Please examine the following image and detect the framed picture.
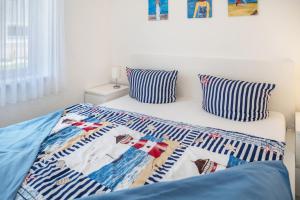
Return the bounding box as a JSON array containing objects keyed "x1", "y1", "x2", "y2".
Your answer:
[
  {"x1": 148, "y1": 0, "x2": 169, "y2": 21},
  {"x1": 188, "y1": 0, "x2": 212, "y2": 19},
  {"x1": 228, "y1": 0, "x2": 258, "y2": 16}
]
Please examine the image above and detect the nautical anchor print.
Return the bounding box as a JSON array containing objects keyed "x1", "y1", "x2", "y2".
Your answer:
[
  {"x1": 147, "y1": 124, "x2": 157, "y2": 133},
  {"x1": 224, "y1": 144, "x2": 236, "y2": 153},
  {"x1": 126, "y1": 120, "x2": 134, "y2": 126},
  {"x1": 261, "y1": 144, "x2": 272, "y2": 153},
  {"x1": 201, "y1": 77, "x2": 209, "y2": 85},
  {"x1": 162, "y1": 134, "x2": 170, "y2": 140},
  {"x1": 56, "y1": 177, "x2": 71, "y2": 186},
  {"x1": 25, "y1": 173, "x2": 35, "y2": 184},
  {"x1": 140, "y1": 116, "x2": 150, "y2": 122},
  {"x1": 195, "y1": 137, "x2": 204, "y2": 144},
  {"x1": 209, "y1": 133, "x2": 221, "y2": 140},
  {"x1": 56, "y1": 160, "x2": 66, "y2": 169}
]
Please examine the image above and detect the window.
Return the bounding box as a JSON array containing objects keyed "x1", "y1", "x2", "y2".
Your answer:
[
  {"x1": 4, "y1": 0, "x2": 28, "y2": 72},
  {"x1": 0, "y1": 0, "x2": 64, "y2": 106}
]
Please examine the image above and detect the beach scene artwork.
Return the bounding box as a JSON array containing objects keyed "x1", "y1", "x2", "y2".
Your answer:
[
  {"x1": 228, "y1": 0, "x2": 258, "y2": 16},
  {"x1": 188, "y1": 0, "x2": 212, "y2": 19},
  {"x1": 148, "y1": 0, "x2": 168, "y2": 21}
]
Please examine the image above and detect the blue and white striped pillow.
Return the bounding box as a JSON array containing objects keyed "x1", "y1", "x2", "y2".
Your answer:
[
  {"x1": 127, "y1": 68, "x2": 178, "y2": 104},
  {"x1": 199, "y1": 75, "x2": 276, "y2": 122}
]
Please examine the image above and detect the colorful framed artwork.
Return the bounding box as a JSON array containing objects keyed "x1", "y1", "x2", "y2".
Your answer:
[
  {"x1": 187, "y1": 0, "x2": 212, "y2": 19},
  {"x1": 228, "y1": 0, "x2": 258, "y2": 16},
  {"x1": 148, "y1": 0, "x2": 169, "y2": 21}
]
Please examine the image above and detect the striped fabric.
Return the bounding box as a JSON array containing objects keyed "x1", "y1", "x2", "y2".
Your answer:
[
  {"x1": 16, "y1": 104, "x2": 285, "y2": 199},
  {"x1": 199, "y1": 75, "x2": 276, "y2": 122},
  {"x1": 126, "y1": 68, "x2": 178, "y2": 104}
]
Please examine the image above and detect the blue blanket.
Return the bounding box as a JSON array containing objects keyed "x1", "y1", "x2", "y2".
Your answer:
[
  {"x1": 1, "y1": 104, "x2": 290, "y2": 200},
  {"x1": 80, "y1": 161, "x2": 292, "y2": 200},
  {"x1": 0, "y1": 111, "x2": 62, "y2": 200}
]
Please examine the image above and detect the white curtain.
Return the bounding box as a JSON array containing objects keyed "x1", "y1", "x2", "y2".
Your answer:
[{"x1": 0, "y1": 0, "x2": 64, "y2": 106}]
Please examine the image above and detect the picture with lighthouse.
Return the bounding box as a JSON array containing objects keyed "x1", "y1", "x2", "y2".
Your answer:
[{"x1": 148, "y1": 0, "x2": 169, "y2": 21}]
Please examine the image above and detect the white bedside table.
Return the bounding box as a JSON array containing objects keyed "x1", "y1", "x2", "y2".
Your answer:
[{"x1": 84, "y1": 84, "x2": 129, "y2": 105}]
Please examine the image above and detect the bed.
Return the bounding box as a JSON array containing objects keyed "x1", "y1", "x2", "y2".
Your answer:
[
  {"x1": 0, "y1": 56, "x2": 296, "y2": 200},
  {"x1": 124, "y1": 54, "x2": 296, "y2": 197},
  {"x1": 104, "y1": 95, "x2": 295, "y2": 193}
]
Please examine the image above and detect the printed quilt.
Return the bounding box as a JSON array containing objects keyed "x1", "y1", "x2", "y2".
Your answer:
[{"x1": 16, "y1": 104, "x2": 286, "y2": 200}]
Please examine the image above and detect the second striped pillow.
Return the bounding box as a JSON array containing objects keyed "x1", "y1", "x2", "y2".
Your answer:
[{"x1": 199, "y1": 75, "x2": 276, "y2": 122}]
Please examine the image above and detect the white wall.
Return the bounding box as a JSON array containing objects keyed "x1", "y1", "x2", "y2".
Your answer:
[
  {"x1": 0, "y1": 0, "x2": 112, "y2": 127},
  {"x1": 110, "y1": 0, "x2": 300, "y2": 108},
  {"x1": 2, "y1": 0, "x2": 300, "y2": 125}
]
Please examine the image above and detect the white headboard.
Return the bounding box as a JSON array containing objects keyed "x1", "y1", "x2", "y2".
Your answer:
[{"x1": 119, "y1": 54, "x2": 296, "y2": 128}]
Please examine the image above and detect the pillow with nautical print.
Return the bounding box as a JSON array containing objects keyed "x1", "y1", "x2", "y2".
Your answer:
[
  {"x1": 126, "y1": 68, "x2": 178, "y2": 104},
  {"x1": 198, "y1": 74, "x2": 276, "y2": 122}
]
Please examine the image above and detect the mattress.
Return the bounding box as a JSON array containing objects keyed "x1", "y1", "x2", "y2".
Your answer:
[{"x1": 102, "y1": 95, "x2": 286, "y2": 142}]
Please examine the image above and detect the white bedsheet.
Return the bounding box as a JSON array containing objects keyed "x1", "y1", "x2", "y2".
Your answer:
[{"x1": 102, "y1": 95, "x2": 286, "y2": 142}]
